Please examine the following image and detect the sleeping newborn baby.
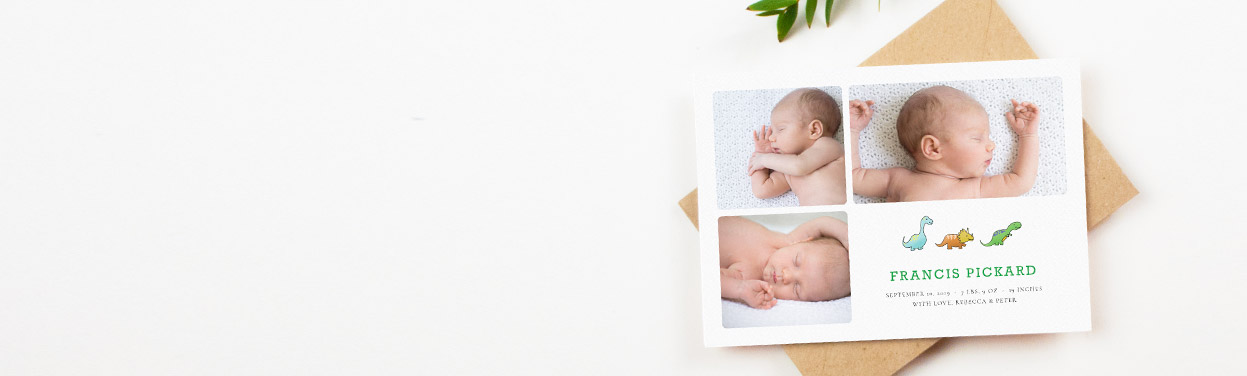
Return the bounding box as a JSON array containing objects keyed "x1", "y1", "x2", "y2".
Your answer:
[
  {"x1": 849, "y1": 85, "x2": 1041, "y2": 202},
  {"x1": 747, "y1": 88, "x2": 847, "y2": 205},
  {"x1": 718, "y1": 216, "x2": 850, "y2": 309}
]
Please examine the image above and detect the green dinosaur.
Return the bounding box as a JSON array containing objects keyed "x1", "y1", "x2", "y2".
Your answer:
[{"x1": 980, "y1": 222, "x2": 1022, "y2": 247}]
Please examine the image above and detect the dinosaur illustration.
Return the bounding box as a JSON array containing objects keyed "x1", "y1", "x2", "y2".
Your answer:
[
  {"x1": 902, "y1": 216, "x2": 933, "y2": 251},
  {"x1": 981, "y1": 222, "x2": 1022, "y2": 247},
  {"x1": 935, "y1": 228, "x2": 974, "y2": 249}
]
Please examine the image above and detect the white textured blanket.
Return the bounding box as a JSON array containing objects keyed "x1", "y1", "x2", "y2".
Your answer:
[{"x1": 721, "y1": 296, "x2": 852, "y2": 328}]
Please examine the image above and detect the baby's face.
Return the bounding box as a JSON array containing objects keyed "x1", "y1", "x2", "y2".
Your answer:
[
  {"x1": 761, "y1": 240, "x2": 842, "y2": 301},
  {"x1": 936, "y1": 107, "x2": 995, "y2": 178},
  {"x1": 768, "y1": 101, "x2": 816, "y2": 155}
]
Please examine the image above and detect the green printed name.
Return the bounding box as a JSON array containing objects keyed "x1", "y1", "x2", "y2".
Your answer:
[{"x1": 890, "y1": 266, "x2": 1036, "y2": 281}]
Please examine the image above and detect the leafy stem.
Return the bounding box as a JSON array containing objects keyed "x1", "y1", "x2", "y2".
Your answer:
[{"x1": 746, "y1": 0, "x2": 880, "y2": 42}]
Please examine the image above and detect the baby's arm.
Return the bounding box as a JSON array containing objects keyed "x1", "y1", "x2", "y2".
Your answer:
[
  {"x1": 750, "y1": 168, "x2": 791, "y2": 199},
  {"x1": 980, "y1": 100, "x2": 1040, "y2": 198},
  {"x1": 848, "y1": 100, "x2": 902, "y2": 198},
  {"x1": 747, "y1": 138, "x2": 842, "y2": 177},
  {"x1": 721, "y1": 267, "x2": 776, "y2": 309},
  {"x1": 748, "y1": 125, "x2": 792, "y2": 199},
  {"x1": 786, "y1": 216, "x2": 850, "y2": 249}
]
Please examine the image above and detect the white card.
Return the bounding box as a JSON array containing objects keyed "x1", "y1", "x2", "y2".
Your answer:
[{"x1": 695, "y1": 59, "x2": 1089, "y2": 347}]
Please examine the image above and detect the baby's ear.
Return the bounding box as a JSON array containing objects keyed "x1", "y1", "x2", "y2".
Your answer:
[
  {"x1": 807, "y1": 119, "x2": 824, "y2": 139},
  {"x1": 920, "y1": 135, "x2": 942, "y2": 160}
]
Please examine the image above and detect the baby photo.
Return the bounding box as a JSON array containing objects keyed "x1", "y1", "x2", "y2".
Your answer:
[
  {"x1": 712, "y1": 87, "x2": 848, "y2": 209},
  {"x1": 849, "y1": 77, "x2": 1067, "y2": 204},
  {"x1": 718, "y1": 212, "x2": 850, "y2": 328}
]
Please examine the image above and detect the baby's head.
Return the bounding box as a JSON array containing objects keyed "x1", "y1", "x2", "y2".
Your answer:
[
  {"x1": 896, "y1": 85, "x2": 996, "y2": 178},
  {"x1": 768, "y1": 88, "x2": 841, "y2": 155},
  {"x1": 762, "y1": 237, "x2": 850, "y2": 302}
]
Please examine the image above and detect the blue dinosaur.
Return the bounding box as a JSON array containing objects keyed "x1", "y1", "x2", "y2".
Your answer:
[{"x1": 902, "y1": 216, "x2": 933, "y2": 251}]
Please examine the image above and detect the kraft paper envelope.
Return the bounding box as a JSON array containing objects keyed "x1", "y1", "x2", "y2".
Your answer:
[{"x1": 680, "y1": 0, "x2": 1138, "y2": 374}]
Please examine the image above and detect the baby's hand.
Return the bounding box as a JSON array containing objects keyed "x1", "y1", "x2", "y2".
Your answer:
[
  {"x1": 747, "y1": 152, "x2": 771, "y2": 175},
  {"x1": 849, "y1": 99, "x2": 875, "y2": 133},
  {"x1": 1006, "y1": 99, "x2": 1040, "y2": 137},
  {"x1": 752, "y1": 124, "x2": 774, "y2": 153},
  {"x1": 743, "y1": 152, "x2": 763, "y2": 174},
  {"x1": 738, "y1": 279, "x2": 777, "y2": 310}
]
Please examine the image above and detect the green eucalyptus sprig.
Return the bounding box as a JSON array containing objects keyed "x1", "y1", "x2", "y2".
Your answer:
[
  {"x1": 747, "y1": 0, "x2": 880, "y2": 42},
  {"x1": 746, "y1": 0, "x2": 833, "y2": 42}
]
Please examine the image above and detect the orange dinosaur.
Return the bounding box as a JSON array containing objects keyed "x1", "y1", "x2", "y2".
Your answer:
[{"x1": 934, "y1": 228, "x2": 974, "y2": 250}]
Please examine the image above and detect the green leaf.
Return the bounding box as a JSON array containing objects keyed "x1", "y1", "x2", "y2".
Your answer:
[
  {"x1": 825, "y1": 0, "x2": 834, "y2": 27},
  {"x1": 804, "y1": 0, "x2": 816, "y2": 28},
  {"x1": 746, "y1": 0, "x2": 797, "y2": 12},
  {"x1": 777, "y1": 4, "x2": 798, "y2": 42},
  {"x1": 756, "y1": 9, "x2": 784, "y2": 16}
]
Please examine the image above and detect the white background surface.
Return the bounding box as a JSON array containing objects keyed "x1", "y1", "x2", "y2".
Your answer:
[{"x1": 0, "y1": 0, "x2": 1243, "y2": 374}]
